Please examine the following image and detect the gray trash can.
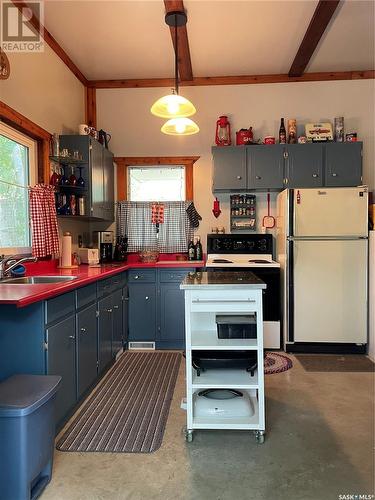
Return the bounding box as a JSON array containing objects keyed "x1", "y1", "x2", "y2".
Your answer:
[{"x1": 0, "y1": 374, "x2": 61, "y2": 500}]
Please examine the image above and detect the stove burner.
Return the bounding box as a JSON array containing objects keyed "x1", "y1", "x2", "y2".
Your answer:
[
  {"x1": 248, "y1": 259, "x2": 270, "y2": 264},
  {"x1": 212, "y1": 258, "x2": 234, "y2": 264}
]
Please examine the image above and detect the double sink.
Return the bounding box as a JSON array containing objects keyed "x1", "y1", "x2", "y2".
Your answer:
[{"x1": 0, "y1": 276, "x2": 77, "y2": 284}]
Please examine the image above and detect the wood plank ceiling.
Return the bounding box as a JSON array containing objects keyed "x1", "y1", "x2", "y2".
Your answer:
[{"x1": 10, "y1": 0, "x2": 375, "y2": 89}]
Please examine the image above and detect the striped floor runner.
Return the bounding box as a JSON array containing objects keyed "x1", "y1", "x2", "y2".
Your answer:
[{"x1": 56, "y1": 351, "x2": 181, "y2": 453}]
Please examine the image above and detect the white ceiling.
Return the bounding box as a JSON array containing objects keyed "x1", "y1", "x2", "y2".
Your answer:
[{"x1": 44, "y1": 0, "x2": 375, "y2": 81}]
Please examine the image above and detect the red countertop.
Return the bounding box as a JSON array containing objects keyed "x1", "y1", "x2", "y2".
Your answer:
[{"x1": 0, "y1": 255, "x2": 205, "y2": 308}]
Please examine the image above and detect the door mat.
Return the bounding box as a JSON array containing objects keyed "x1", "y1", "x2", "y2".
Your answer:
[
  {"x1": 56, "y1": 351, "x2": 181, "y2": 453},
  {"x1": 264, "y1": 352, "x2": 293, "y2": 374},
  {"x1": 296, "y1": 354, "x2": 374, "y2": 372}
]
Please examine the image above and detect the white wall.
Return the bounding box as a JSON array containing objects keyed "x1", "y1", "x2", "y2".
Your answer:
[
  {"x1": 1, "y1": 45, "x2": 85, "y2": 134},
  {"x1": 97, "y1": 79, "x2": 375, "y2": 250}
]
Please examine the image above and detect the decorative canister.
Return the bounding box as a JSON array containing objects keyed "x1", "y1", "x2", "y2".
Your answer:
[
  {"x1": 334, "y1": 117, "x2": 344, "y2": 142},
  {"x1": 287, "y1": 119, "x2": 297, "y2": 144}
]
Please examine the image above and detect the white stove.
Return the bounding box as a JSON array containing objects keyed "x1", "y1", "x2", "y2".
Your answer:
[
  {"x1": 206, "y1": 254, "x2": 280, "y2": 268},
  {"x1": 206, "y1": 234, "x2": 281, "y2": 349}
]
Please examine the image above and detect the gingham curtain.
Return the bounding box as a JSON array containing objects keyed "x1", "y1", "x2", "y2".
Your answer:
[
  {"x1": 117, "y1": 201, "x2": 194, "y2": 253},
  {"x1": 29, "y1": 184, "x2": 60, "y2": 257}
]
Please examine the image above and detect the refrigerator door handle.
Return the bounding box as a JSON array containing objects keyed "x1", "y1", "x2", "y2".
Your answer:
[{"x1": 287, "y1": 236, "x2": 368, "y2": 241}]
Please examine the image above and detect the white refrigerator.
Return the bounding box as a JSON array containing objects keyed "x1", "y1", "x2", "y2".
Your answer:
[{"x1": 276, "y1": 187, "x2": 368, "y2": 352}]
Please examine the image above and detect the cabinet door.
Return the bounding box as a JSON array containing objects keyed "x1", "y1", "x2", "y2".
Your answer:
[
  {"x1": 77, "y1": 303, "x2": 98, "y2": 398},
  {"x1": 159, "y1": 283, "x2": 185, "y2": 347},
  {"x1": 324, "y1": 142, "x2": 362, "y2": 187},
  {"x1": 98, "y1": 295, "x2": 113, "y2": 373},
  {"x1": 212, "y1": 147, "x2": 246, "y2": 191},
  {"x1": 247, "y1": 145, "x2": 284, "y2": 189},
  {"x1": 90, "y1": 139, "x2": 104, "y2": 219},
  {"x1": 122, "y1": 285, "x2": 129, "y2": 346},
  {"x1": 103, "y1": 148, "x2": 114, "y2": 221},
  {"x1": 128, "y1": 284, "x2": 157, "y2": 341},
  {"x1": 285, "y1": 144, "x2": 323, "y2": 188},
  {"x1": 112, "y1": 288, "x2": 123, "y2": 357},
  {"x1": 46, "y1": 316, "x2": 76, "y2": 424}
]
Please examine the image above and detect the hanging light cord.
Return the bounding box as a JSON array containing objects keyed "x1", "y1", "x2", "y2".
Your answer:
[{"x1": 174, "y1": 14, "x2": 179, "y2": 95}]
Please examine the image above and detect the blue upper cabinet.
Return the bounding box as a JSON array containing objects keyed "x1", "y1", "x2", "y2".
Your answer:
[
  {"x1": 212, "y1": 146, "x2": 247, "y2": 191},
  {"x1": 324, "y1": 142, "x2": 362, "y2": 187},
  {"x1": 285, "y1": 144, "x2": 324, "y2": 188},
  {"x1": 212, "y1": 142, "x2": 363, "y2": 191},
  {"x1": 59, "y1": 135, "x2": 114, "y2": 221},
  {"x1": 248, "y1": 145, "x2": 284, "y2": 190}
]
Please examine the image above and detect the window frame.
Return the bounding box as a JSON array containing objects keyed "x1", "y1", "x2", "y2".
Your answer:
[
  {"x1": 0, "y1": 122, "x2": 37, "y2": 255},
  {"x1": 115, "y1": 156, "x2": 199, "y2": 202}
]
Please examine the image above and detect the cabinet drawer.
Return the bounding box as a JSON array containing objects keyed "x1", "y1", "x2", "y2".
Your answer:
[
  {"x1": 97, "y1": 278, "x2": 113, "y2": 297},
  {"x1": 159, "y1": 269, "x2": 191, "y2": 283},
  {"x1": 76, "y1": 283, "x2": 97, "y2": 309},
  {"x1": 190, "y1": 291, "x2": 260, "y2": 313},
  {"x1": 46, "y1": 292, "x2": 75, "y2": 325},
  {"x1": 128, "y1": 269, "x2": 156, "y2": 283}
]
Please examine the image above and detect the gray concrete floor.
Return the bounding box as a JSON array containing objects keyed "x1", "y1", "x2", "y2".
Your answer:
[{"x1": 42, "y1": 354, "x2": 374, "y2": 500}]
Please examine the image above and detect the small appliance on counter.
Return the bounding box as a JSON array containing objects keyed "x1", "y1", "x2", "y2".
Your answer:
[
  {"x1": 194, "y1": 389, "x2": 255, "y2": 419},
  {"x1": 93, "y1": 231, "x2": 113, "y2": 263},
  {"x1": 78, "y1": 248, "x2": 99, "y2": 265}
]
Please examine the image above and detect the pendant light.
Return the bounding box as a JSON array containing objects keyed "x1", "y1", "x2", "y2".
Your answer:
[
  {"x1": 161, "y1": 117, "x2": 199, "y2": 136},
  {"x1": 151, "y1": 11, "x2": 199, "y2": 135}
]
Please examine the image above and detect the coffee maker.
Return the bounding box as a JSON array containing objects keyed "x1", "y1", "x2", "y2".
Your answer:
[{"x1": 93, "y1": 231, "x2": 113, "y2": 263}]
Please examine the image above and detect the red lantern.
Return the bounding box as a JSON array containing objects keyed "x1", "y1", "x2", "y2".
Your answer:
[{"x1": 215, "y1": 116, "x2": 231, "y2": 146}]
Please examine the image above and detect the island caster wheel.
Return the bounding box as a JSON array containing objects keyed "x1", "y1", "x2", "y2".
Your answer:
[
  {"x1": 254, "y1": 431, "x2": 265, "y2": 444},
  {"x1": 184, "y1": 429, "x2": 194, "y2": 442}
]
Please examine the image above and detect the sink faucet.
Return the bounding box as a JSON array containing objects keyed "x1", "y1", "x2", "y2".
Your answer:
[{"x1": 0, "y1": 256, "x2": 38, "y2": 280}]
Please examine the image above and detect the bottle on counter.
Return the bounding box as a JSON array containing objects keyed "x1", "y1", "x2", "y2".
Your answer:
[
  {"x1": 188, "y1": 239, "x2": 195, "y2": 261},
  {"x1": 195, "y1": 236, "x2": 203, "y2": 261},
  {"x1": 279, "y1": 118, "x2": 286, "y2": 144}
]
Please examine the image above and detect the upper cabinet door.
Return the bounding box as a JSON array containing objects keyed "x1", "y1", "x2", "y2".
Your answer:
[
  {"x1": 324, "y1": 142, "x2": 363, "y2": 187},
  {"x1": 247, "y1": 145, "x2": 284, "y2": 189},
  {"x1": 285, "y1": 144, "x2": 323, "y2": 188},
  {"x1": 102, "y1": 148, "x2": 114, "y2": 221},
  {"x1": 212, "y1": 146, "x2": 246, "y2": 191},
  {"x1": 90, "y1": 139, "x2": 105, "y2": 219}
]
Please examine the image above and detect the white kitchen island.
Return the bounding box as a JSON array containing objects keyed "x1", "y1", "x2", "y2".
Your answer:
[{"x1": 180, "y1": 271, "x2": 266, "y2": 443}]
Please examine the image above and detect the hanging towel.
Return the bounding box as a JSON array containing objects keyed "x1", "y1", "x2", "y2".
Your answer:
[
  {"x1": 186, "y1": 202, "x2": 202, "y2": 228},
  {"x1": 29, "y1": 184, "x2": 60, "y2": 257}
]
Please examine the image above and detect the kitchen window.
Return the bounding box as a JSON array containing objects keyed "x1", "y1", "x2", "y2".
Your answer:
[
  {"x1": 128, "y1": 165, "x2": 185, "y2": 201},
  {"x1": 115, "y1": 156, "x2": 199, "y2": 202},
  {"x1": 0, "y1": 122, "x2": 37, "y2": 255}
]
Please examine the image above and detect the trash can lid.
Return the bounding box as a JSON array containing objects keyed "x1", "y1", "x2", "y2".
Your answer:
[{"x1": 0, "y1": 375, "x2": 61, "y2": 417}]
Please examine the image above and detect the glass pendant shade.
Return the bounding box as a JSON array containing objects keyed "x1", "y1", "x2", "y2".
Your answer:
[
  {"x1": 151, "y1": 93, "x2": 196, "y2": 118},
  {"x1": 161, "y1": 117, "x2": 199, "y2": 136}
]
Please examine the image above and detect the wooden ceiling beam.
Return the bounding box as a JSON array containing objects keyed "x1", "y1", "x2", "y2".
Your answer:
[
  {"x1": 288, "y1": 0, "x2": 341, "y2": 77},
  {"x1": 11, "y1": 1, "x2": 88, "y2": 86},
  {"x1": 164, "y1": 0, "x2": 193, "y2": 82},
  {"x1": 88, "y1": 70, "x2": 375, "y2": 89}
]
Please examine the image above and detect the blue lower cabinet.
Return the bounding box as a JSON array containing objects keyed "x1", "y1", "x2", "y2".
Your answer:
[
  {"x1": 128, "y1": 283, "x2": 157, "y2": 341},
  {"x1": 98, "y1": 295, "x2": 113, "y2": 373},
  {"x1": 122, "y1": 286, "x2": 129, "y2": 348},
  {"x1": 77, "y1": 303, "x2": 98, "y2": 398},
  {"x1": 158, "y1": 283, "x2": 185, "y2": 349},
  {"x1": 128, "y1": 268, "x2": 191, "y2": 349},
  {"x1": 46, "y1": 316, "x2": 77, "y2": 425},
  {"x1": 112, "y1": 288, "x2": 123, "y2": 357}
]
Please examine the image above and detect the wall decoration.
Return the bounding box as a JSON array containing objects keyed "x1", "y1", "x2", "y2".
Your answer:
[{"x1": 0, "y1": 49, "x2": 10, "y2": 80}]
